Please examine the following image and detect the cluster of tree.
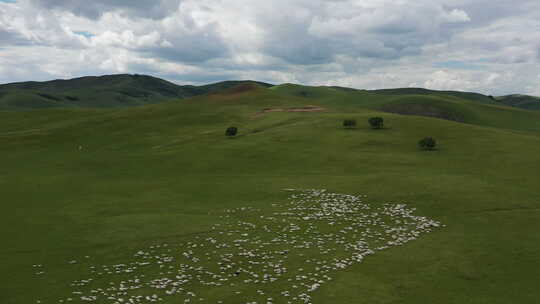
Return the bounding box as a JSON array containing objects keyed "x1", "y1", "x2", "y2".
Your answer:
[
  {"x1": 342, "y1": 117, "x2": 383, "y2": 129},
  {"x1": 342, "y1": 117, "x2": 437, "y2": 150},
  {"x1": 343, "y1": 119, "x2": 357, "y2": 129},
  {"x1": 368, "y1": 117, "x2": 384, "y2": 129},
  {"x1": 225, "y1": 127, "x2": 238, "y2": 137},
  {"x1": 225, "y1": 117, "x2": 437, "y2": 150},
  {"x1": 418, "y1": 137, "x2": 437, "y2": 150}
]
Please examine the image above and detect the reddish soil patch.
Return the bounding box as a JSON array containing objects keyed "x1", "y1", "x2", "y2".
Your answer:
[
  {"x1": 255, "y1": 105, "x2": 325, "y2": 117},
  {"x1": 216, "y1": 83, "x2": 261, "y2": 95}
]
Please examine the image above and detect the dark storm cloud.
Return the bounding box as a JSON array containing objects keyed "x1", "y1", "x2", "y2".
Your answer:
[{"x1": 30, "y1": 0, "x2": 181, "y2": 19}]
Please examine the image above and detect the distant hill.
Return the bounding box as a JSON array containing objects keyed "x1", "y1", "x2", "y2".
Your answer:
[
  {"x1": 0, "y1": 74, "x2": 273, "y2": 110},
  {"x1": 2, "y1": 74, "x2": 540, "y2": 111},
  {"x1": 370, "y1": 88, "x2": 540, "y2": 111},
  {"x1": 495, "y1": 94, "x2": 540, "y2": 110},
  {"x1": 369, "y1": 87, "x2": 497, "y2": 104}
]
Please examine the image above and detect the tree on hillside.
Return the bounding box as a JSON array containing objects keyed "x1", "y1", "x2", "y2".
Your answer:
[
  {"x1": 418, "y1": 137, "x2": 437, "y2": 150},
  {"x1": 368, "y1": 117, "x2": 384, "y2": 129},
  {"x1": 343, "y1": 119, "x2": 357, "y2": 129},
  {"x1": 225, "y1": 127, "x2": 238, "y2": 137}
]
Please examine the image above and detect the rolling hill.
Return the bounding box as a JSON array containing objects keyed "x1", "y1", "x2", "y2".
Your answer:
[
  {"x1": 0, "y1": 74, "x2": 273, "y2": 110},
  {"x1": 1, "y1": 81, "x2": 540, "y2": 303},
  {"x1": 369, "y1": 87, "x2": 497, "y2": 104},
  {"x1": 268, "y1": 83, "x2": 540, "y2": 133},
  {"x1": 495, "y1": 94, "x2": 540, "y2": 110},
  {"x1": 2, "y1": 74, "x2": 540, "y2": 112}
]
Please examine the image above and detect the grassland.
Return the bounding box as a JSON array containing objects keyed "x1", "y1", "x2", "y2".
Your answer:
[
  {"x1": 0, "y1": 74, "x2": 273, "y2": 110},
  {"x1": 2, "y1": 74, "x2": 539, "y2": 112},
  {"x1": 1, "y1": 85, "x2": 540, "y2": 303},
  {"x1": 495, "y1": 94, "x2": 540, "y2": 110}
]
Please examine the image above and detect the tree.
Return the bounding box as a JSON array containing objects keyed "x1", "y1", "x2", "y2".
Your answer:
[
  {"x1": 418, "y1": 137, "x2": 437, "y2": 150},
  {"x1": 368, "y1": 117, "x2": 384, "y2": 129},
  {"x1": 343, "y1": 119, "x2": 357, "y2": 129},
  {"x1": 225, "y1": 127, "x2": 238, "y2": 137}
]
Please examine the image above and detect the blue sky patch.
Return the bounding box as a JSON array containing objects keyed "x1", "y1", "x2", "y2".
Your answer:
[
  {"x1": 74, "y1": 31, "x2": 95, "y2": 38},
  {"x1": 434, "y1": 60, "x2": 483, "y2": 70}
]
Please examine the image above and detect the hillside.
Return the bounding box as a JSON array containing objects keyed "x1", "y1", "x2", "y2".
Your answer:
[
  {"x1": 2, "y1": 74, "x2": 540, "y2": 112},
  {"x1": 1, "y1": 85, "x2": 540, "y2": 304},
  {"x1": 495, "y1": 94, "x2": 540, "y2": 110},
  {"x1": 269, "y1": 83, "x2": 540, "y2": 133},
  {"x1": 0, "y1": 74, "x2": 273, "y2": 110},
  {"x1": 369, "y1": 87, "x2": 497, "y2": 104},
  {"x1": 369, "y1": 88, "x2": 540, "y2": 111}
]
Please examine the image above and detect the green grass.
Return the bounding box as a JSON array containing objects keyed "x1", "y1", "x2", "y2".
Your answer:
[
  {"x1": 0, "y1": 74, "x2": 274, "y2": 110},
  {"x1": 496, "y1": 94, "x2": 540, "y2": 110},
  {"x1": 1, "y1": 86, "x2": 540, "y2": 303},
  {"x1": 270, "y1": 84, "x2": 540, "y2": 133},
  {"x1": 3, "y1": 73, "x2": 539, "y2": 112}
]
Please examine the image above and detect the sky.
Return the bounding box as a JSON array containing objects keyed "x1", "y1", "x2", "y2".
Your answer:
[{"x1": 1, "y1": 0, "x2": 539, "y2": 95}]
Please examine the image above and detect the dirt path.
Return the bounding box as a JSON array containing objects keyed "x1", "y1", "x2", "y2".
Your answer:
[{"x1": 254, "y1": 105, "x2": 325, "y2": 117}]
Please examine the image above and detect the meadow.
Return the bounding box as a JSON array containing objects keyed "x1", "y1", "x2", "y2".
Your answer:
[{"x1": 1, "y1": 84, "x2": 540, "y2": 303}]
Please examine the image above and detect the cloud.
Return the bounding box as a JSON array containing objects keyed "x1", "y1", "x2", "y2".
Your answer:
[
  {"x1": 443, "y1": 9, "x2": 471, "y2": 23},
  {"x1": 424, "y1": 70, "x2": 475, "y2": 91},
  {"x1": 29, "y1": 0, "x2": 182, "y2": 19},
  {"x1": 0, "y1": 28, "x2": 28, "y2": 45},
  {"x1": 0, "y1": 0, "x2": 539, "y2": 96}
]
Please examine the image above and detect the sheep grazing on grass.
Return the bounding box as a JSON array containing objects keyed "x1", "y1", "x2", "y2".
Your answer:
[{"x1": 39, "y1": 190, "x2": 443, "y2": 304}]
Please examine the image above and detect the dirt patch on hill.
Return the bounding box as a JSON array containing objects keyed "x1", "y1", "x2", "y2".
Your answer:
[
  {"x1": 215, "y1": 83, "x2": 262, "y2": 96},
  {"x1": 381, "y1": 103, "x2": 465, "y2": 122},
  {"x1": 254, "y1": 105, "x2": 325, "y2": 117}
]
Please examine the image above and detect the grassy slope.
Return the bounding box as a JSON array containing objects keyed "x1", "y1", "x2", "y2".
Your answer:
[
  {"x1": 371, "y1": 88, "x2": 540, "y2": 111},
  {"x1": 369, "y1": 87, "x2": 497, "y2": 104},
  {"x1": 496, "y1": 94, "x2": 540, "y2": 110},
  {"x1": 271, "y1": 84, "x2": 540, "y2": 133},
  {"x1": 0, "y1": 74, "x2": 184, "y2": 109},
  {"x1": 3, "y1": 73, "x2": 540, "y2": 112},
  {"x1": 0, "y1": 75, "x2": 273, "y2": 110},
  {"x1": 1, "y1": 87, "x2": 540, "y2": 303}
]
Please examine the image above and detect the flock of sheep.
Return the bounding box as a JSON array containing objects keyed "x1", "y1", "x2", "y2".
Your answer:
[{"x1": 36, "y1": 189, "x2": 443, "y2": 304}]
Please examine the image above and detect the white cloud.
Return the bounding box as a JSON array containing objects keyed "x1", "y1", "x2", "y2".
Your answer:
[
  {"x1": 0, "y1": 0, "x2": 539, "y2": 96},
  {"x1": 424, "y1": 70, "x2": 476, "y2": 91},
  {"x1": 443, "y1": 9, "x2": 471, "y2": 23}
]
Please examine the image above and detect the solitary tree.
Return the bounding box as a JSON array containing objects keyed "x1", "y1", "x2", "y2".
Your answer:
[
  {"x1": 368, "y1": 117, "x2": 384, "y2": 129},
  {"x1": 225, "y1": 127, "x2": 238, "y2": 137},
  {"x1": 343, "y1": 119, "x2": 357, "y2": 129},
  {"x1": 418, "y1": 137, "x2": 437, "y2": 150}
]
